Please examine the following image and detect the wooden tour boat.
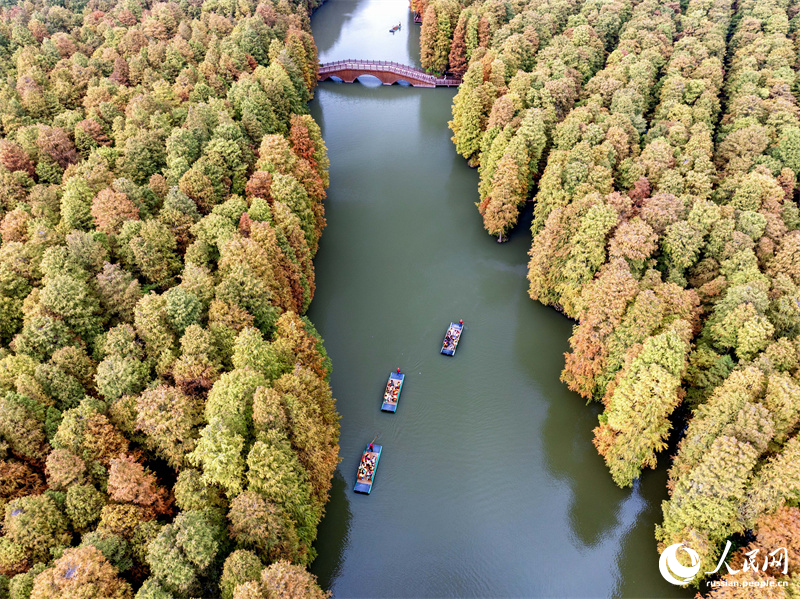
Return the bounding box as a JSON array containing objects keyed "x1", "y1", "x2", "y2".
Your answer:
[
  {"x1": 381, "y1": 371, "x2": 405, "y2": 412},
  {"x1": 354, "y1": 443, "x2": 382, "y2": 494},
  {"x1": 441, "y1": 321, "x2": 463, "y2": 356}
]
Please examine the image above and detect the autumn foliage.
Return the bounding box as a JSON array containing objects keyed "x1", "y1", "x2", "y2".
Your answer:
[{"x1": 0, "y1": 0, "x2": 335, "y2": 595}]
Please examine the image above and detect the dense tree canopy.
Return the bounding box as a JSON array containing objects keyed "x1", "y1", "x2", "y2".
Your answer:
[{"x1": 0, "y1": 0, "x2": 336, "y2": 596}]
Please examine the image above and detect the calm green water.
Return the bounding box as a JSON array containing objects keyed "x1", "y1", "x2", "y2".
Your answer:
[{"x1": 307, "y1": 3, "x2": 693, "y2": 596}]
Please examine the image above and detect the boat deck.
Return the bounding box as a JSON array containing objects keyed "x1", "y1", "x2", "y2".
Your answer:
[
  {"x1": 441, "y1": 322, "x2": 464, "y2": 356},
  {"x1": 381, "y1": 372, "x2": 404, "y2": 412},
  {"x1": 354, "y1": 444, "x2": 382, "y2": 494}
]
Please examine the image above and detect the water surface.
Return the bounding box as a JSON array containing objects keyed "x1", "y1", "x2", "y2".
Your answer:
[{"x1": 308, "y1": 3, "x2": 692, "y2": 596}]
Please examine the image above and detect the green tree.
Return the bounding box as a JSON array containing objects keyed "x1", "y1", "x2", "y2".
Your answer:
[
  {"x1": 173, "y1": 469, "x2": 227, "y2": 512},
  {"x1": 420, "y1": 5, "x2": 440, "y2": 72},
  {"x1": 232, "y1": 328, "x2": 289, "y2": 381},
  {"x1": 163, "y1": 287, "x2": 202, "y2": 336},
  {"x1": 449, "y1": 62, "x2": 492, "y2": 162},
  {"x1": 594, "y1": 321, "x2": 692, "y2": 487},
  {"x1": 60, "y1": 176, "x2": 95, "y2": 231},
  {"x1": 65, "y1": 484, "x2": 106, "y2": 530},
  {"x1": 740, "y1": 434, "x2": 800, "y2": 528},
  {"x1": 8, "y1": 564, "x2": 48, "y2": 599},
  {"x1": 227, "y1": 490, "x2": 301, "y2": 563},
  {"x1": 0, "y1": 392, "x2": 50, "y2": 463},
  {"x1": 1, "y1": 494, "x2": 71, "y2": 573},
  {"x1": 763, "y1": 373, "x2": 800, "y2": 445},
  {"x1": 133, "y1": 294, "x2": 178, "y2": 376},
  {"x1": 135, "y1": 385, "x2": 205, "y2": 469},
  {"x1": 96, "y1": 263, "x2": 142, "y2": 324},
  {"x1": 146, "y1": 509, "x2": 227, "y2": 597},
  {"x1": 38, "y1": 273, "x2": 104, "y2": 344},
  {"x1": 95, "y1": 355, "x2": 149, "y2": 402},
  {"x1": 658, "y1": 436, "x2": 760, "y2": 574},
  {"x1": 188, "y1": 425, "x2": 247, "y2": 498},
  {"x1": 128, "y1": 220, "x2": 182, "y2": 288},
  {"x1": 220, "y1": 550, "x2": 263, "y2": 599}
]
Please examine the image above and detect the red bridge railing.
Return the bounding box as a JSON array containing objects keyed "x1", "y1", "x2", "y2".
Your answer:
[{"x1": 318, "y1": 60, "x2": 462, "y2": 87}]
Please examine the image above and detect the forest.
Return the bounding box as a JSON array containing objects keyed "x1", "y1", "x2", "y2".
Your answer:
[
  {"x1": 0, "y1": 0, "x2": 338, "y2": 596},
  {"x1": 415, "y1": 0, "x2": 800, "y2": 590}
]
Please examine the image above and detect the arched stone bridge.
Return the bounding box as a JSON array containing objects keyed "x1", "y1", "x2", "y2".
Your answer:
[{"x1": 318, "y1": 60, "x2": 461, "y2": 88}]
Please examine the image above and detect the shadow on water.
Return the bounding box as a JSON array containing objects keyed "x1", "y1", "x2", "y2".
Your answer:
[
  {"x1": 615, "y1": 462, "x2": 694, "y2": 598},
  {"x1": 541, "y1": 389, "x2": 629, "y2": 547},
  {"x1": 310, "y1": 471, "x2": 352, "y2": 588},
  {"x1": 421, "y1": 89, "x2": 456, "y2": 133},
  {"x1": 615, "y1": 402, "x2": 698, "y2": 598},
  {"x1": 405, "y1": 13, "x2": 421, "y2": 67},
  {"x1": 312, "y1": 0, "x2": 356, "y2": 57},
  {"x1": 510, "y1": 205, "x2": 631, "y2": 549}
]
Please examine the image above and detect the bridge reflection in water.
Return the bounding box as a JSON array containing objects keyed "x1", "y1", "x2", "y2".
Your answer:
[{"x1": 318, "y1": 60, "x2": 462, "y2": 88}]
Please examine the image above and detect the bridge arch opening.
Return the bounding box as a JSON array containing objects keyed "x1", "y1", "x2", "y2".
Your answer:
[{"x1": 353, "y1": 74, "x2": 382, "y2": 87}]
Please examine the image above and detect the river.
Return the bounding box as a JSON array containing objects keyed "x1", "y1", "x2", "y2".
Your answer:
[{"x1": 306, "y1": 2, "x2": 692, "y2": 596}]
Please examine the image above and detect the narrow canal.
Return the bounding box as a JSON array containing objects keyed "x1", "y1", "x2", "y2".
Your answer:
[{"x1": 307, "y1": 2, "x2": 692, "y2": 596}]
